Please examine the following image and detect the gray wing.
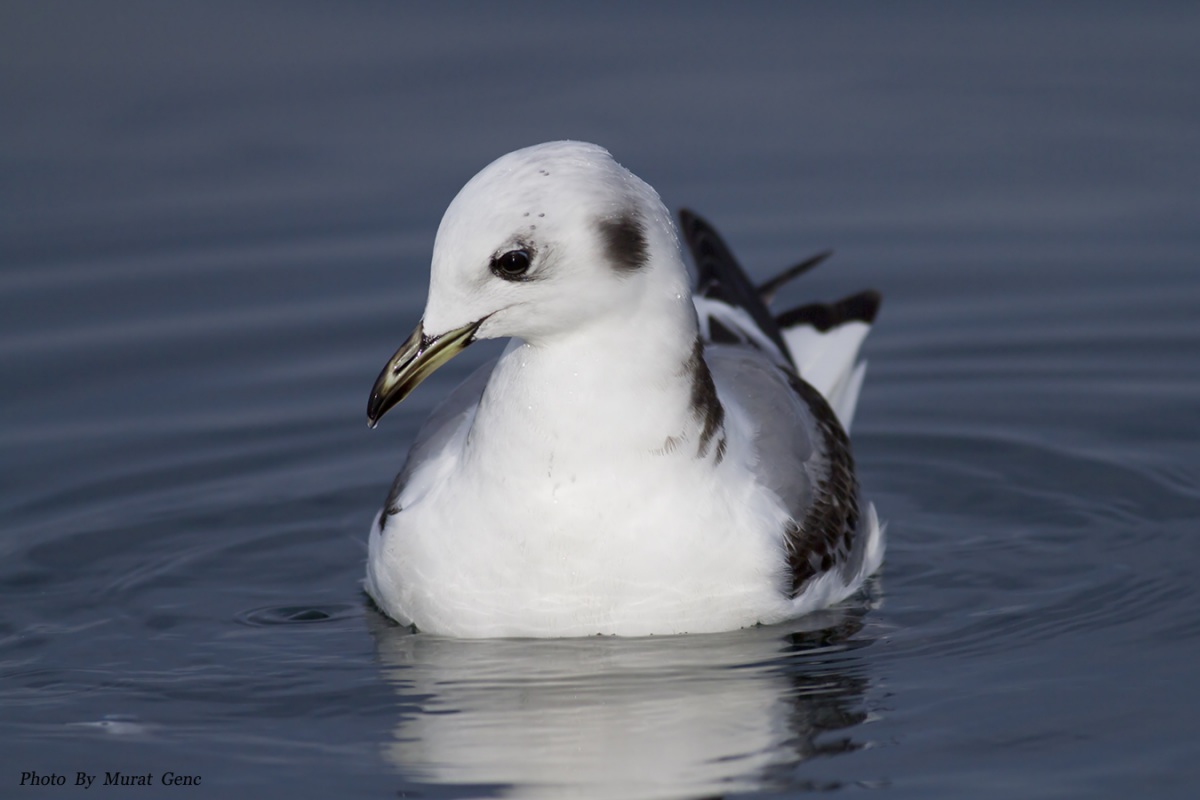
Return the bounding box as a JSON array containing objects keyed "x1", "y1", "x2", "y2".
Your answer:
[
  {"x1": 380, "y1": 359, "x2": 496, "y2": 522},
  {"x1": 679, "y1": 208, "x2": 876, "y2": 597},
  {"x1": 707, "y1": 346, "x2": 864, "y2": 597}
]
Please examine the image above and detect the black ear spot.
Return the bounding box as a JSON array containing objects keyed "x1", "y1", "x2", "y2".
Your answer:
[
  {"x1": 490, "y1": 249, "x2": 532, "y2": 281},
  {"x1": 597, "y1": 212, "x2": 649, "y2": 273}
]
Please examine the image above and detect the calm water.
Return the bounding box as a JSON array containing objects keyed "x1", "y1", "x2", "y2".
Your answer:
[{"x1": 3, "y1": 4, "x2": 1199, "y2": 798}]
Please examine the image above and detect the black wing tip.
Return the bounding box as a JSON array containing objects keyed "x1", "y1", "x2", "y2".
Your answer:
[
  {"x1": 847, "y1": 289, "x2": 883, "y2": 324},
  {"x1": 776, "y1": 290, "x2": 883, "y2": 333},
  {"x1": 676, "y1": 209, "x2": 705, "y2": 248},
  {"x1": 676, "y1": 208, "x2": 732, "y2": 271},
  {"x1": 676, "y1": 208, "x2": 791, "y2": 349},
  {"x1": 757, "y1": 250, "x2": 835, "y2": 303}
]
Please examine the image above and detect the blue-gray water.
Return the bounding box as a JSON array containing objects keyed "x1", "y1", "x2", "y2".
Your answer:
[{"x1": 3, "y1": 3, "x2": 1198, "y2": 798}]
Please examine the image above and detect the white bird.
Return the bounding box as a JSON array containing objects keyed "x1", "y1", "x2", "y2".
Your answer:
[{"x1": 365, "y1": 141, "x2": 884, "y2": 638}]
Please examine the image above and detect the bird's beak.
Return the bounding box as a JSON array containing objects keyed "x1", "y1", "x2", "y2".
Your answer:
[{"x1": 367, "y1": 318, "x2": 482, "y2": 428}]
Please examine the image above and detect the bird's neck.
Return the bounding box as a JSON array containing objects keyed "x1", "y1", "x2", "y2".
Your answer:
[{"x1": 465, "y1": 297, "x2": 707, "y2": 468}]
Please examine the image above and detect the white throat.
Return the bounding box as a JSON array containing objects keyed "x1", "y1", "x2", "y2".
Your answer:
[{"x1": 465, "y1": 283, "x2": 705, "y2": 475}]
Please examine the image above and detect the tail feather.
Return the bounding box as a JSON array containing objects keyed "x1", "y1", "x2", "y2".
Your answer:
[
  {"x1": 779, "y1": 322, "x2": 871, "y2": 427},
  {"x1": 679, "y1": 209, "x2": 880, "y2": 429},
  {"x1": 756, "y1": 250, "x2": 832, "y2": 304},
  {"x1": 679, "y1": 209, "x2": 791, "y2": 360},
  {"x1": 775, "y1": 290, "x2": 882, "y2": 332},
  {"x1": 776, "y1": 291, "x2": 880, "y2": 429}
]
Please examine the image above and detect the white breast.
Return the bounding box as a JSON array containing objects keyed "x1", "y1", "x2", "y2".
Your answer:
[{"x1": 366, "y1": 359, "x2": 797, "y2": 637}]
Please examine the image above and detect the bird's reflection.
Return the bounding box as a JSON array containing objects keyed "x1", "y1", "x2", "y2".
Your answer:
[{"x1": 367, "y1": 596, "x2": 878, "y2": 799}]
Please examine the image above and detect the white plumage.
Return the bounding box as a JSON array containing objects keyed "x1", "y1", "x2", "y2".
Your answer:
[{"x1": 365, "y1": 141, "x2": 884, "y2": 638}]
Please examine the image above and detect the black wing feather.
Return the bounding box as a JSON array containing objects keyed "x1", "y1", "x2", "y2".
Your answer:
[
  {"x1": 757, "y1": 250, "x2": 833, "y2": 304},
  {"x1": 775, "y1": 290, "x2": 882, "y2": 332},
  {"x1": 677, "y1": 209, "x2": 792, "y2": 362},
  {"x1": 677, "y1": 209, "x2": 880, "y2": 597}
]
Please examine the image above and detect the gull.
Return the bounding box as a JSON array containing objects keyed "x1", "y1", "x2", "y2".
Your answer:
[{"x1": 364, "y1": 141, "x2": 884, "y2": 638}]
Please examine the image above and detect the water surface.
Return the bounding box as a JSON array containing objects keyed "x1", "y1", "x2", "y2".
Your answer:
[{"x1": 3, "y1": 4, "x2": 1199, "y2": 798}]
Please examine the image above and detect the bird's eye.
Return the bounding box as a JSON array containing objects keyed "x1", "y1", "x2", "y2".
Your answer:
[{"x1": 490, "y1": 249, "x2": 532, "y2": 280}]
